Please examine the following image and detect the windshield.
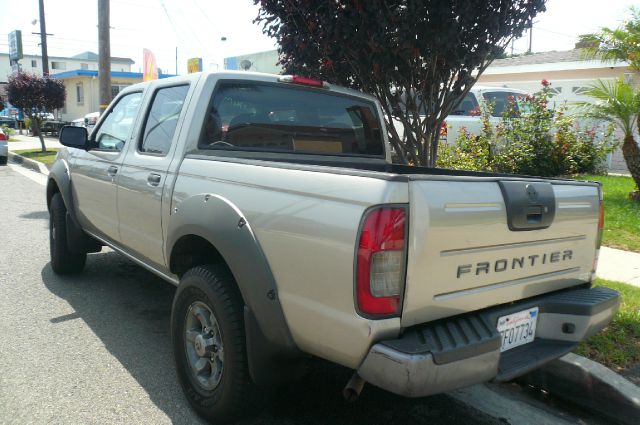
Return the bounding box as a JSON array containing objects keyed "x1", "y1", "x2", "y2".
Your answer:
[{"x1": 199, "y1": 82, "x2": 385, "y2": 157}]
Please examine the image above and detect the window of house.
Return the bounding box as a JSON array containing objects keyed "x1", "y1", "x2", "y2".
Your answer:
[
  {"x1": 51, "y1": 61, "x2": 66, "y2": 70},
  {"x1": 31, "y1": 60, "x2": 37, "y2": 67},
  {"x1": 76, "y1": 83, "x2": 84, "y2": 105},
  {"x1": 139, "y1": 85, "x2": 190, "y2": 155},
  {"x1": 80, "y1": 63, "x2": 88, "y2": 70},
  {"x1": 111, "y1": 84, "x2": 132, "y2": 99}
]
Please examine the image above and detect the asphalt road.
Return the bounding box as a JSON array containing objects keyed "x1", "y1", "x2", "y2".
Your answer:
[{"x1": 0, "y1": 164, "x2": 505, "y2": 425}]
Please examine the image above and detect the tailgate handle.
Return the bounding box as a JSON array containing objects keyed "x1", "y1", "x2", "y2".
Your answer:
[{"x1": 526, "y1": 206, "x2": 543, "y2": 224}]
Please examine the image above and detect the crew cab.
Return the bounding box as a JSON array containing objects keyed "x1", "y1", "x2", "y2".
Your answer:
[{"x1": 48, "y1": 71, "x2": 618, "y2": 423}]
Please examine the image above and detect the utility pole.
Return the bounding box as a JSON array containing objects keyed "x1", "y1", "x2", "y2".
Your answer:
[
  {"x1": 98, "y1": 0, "x2": 111, "y2": 113},
  {"x1": 38, "y1": 0, "x2": 49, "y2": 75},
  {"x1": 528, "y1": 19, "x2": 533, "y2": 54}
]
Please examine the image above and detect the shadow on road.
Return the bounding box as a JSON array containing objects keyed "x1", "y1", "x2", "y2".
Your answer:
[
  {"x1": 42, "y1": 252, "x2": 499, "y2": 425},
  {"x1": 21, "y1": 210, "x2": 49, "y2": 220}
]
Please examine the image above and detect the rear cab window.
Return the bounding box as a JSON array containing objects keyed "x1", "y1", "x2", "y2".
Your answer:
[{"x1": 199, "y1": 82, "x2": 385, "y2": 157}]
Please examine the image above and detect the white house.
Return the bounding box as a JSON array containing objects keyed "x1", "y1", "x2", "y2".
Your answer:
[{"x1": 0, "y1": 51, "x2": 134, "y2": 83}]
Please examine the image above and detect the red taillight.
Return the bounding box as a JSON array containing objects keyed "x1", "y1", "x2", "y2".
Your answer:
[
  {"x1": 598, "y1": 202, "x2": 605, "y2": 232},
  {"x1": 0, "y1": 132, "x2": 6, "y2": 141},
  {"x1": 356, "y1": 207, "x2": 407, "y2": 317},
  {"x1": 278, "y1": 75, "x2": 326, "y2": 88},
  {"x1": 593, "y1": 188, "x2": 605, "y2": 276}
]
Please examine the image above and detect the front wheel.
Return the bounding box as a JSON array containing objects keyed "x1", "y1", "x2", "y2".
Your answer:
[
  {"x1": 49, "y1": 193, "x2": 86, "y2": 274},
  {"x1": 171, "y1": 265, "x2": 264, "y2": 423}
]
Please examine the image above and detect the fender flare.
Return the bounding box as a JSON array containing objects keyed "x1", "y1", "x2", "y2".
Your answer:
[
  {"x1": 166, "y1": 193, "x2": 298, "y2": 359},
  {"x1": 47, "y1": 158, "x2": 102, "y2": 253}
]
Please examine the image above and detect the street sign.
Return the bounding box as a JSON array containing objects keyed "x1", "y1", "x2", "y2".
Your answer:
[
  {"x1": 187, "y1": 57, "x2": 203, "y2": 73},
  {"x1": 8, "y1": 30, "x2": 23, "y2": 61}
]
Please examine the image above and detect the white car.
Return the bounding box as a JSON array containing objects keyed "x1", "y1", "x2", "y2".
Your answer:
[
  {"x1": 443, "y1": 86, "x2": 528, "y2": 141},
  {"x1": 84, "y1": 112, "x2": 100, "y2": 134},
  {"x1": 392, "y1": 86, "x2": 528, "y2": 146},
  {"x1": 0, "y1": 127, "x2": 8, "y2": 165}
]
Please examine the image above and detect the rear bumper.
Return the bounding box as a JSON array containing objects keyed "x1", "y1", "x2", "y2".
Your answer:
[{"x1": 357, "y1": 286, "x2": 619, "y2": 397}]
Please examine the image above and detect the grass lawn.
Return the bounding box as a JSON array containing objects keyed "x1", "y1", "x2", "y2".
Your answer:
[
  {"x1": 14, "y1": 149, "x2": 60, "y2": 168},
  {"x1": 575, "y1": 278, "x2": 640, "y2": 372},
  {"x1": 579, "y1": 174, "x2": 640, "y2": 253}
]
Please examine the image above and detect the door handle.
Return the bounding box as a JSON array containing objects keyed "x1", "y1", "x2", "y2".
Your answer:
[
  {"x1": 107, "y1": 166, "x2": 118, "y2": 177},
  {"x1": 147, "y1": 173, "x2": 162, "y2": 186}
]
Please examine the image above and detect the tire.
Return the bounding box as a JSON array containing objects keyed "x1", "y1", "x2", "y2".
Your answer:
[
  {"x1": 171, "y1": 265, "x2": 263, "y2": 423},
  {"x1": 0, "y1": 156, "x2": 7, "y2": 165},
  {"x1": 49, "y1": 193, "x2": 86, "y2": 274}
]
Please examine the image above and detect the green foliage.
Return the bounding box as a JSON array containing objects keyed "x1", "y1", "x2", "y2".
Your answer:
[
  {"x1": 254, "y1": 0, "x2": 547, "y2": 166},
  {"x1": 1, "y1": 125, "x2": 15, "y2": 139},
  {"x1": 575, "y1": 279, "x2": 640, "y2": 371},
  {"x1": 578, "y1": 78, "x2": 640, "y2": 138},
  {"x1": 580, "y1": 174, "x2": 640, "y2": 252},
  {"x1": 437, "y1": 81, "x2": 618, "y2": 176},
  {"x1": 579, "y1": 7, "x2": 640, "y2": 71}
]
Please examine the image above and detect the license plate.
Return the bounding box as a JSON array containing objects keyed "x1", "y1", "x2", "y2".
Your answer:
[{"x1": 497, "y1": 307, "x2": 538, "y2": 352}]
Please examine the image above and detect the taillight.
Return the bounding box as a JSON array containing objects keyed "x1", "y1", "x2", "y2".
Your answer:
[
  {"x1": 0, "y1": 132, "x2": 6, "y2": 141},
  {"x1": 278, "y1": 75, "x2": 327, "y2": 88},
  {"x1": 592, "y1": 186, "x2": 605, "y2": 276},
  {"x1": 356, "y1": 206, "x2": 407, "y2": 317}
]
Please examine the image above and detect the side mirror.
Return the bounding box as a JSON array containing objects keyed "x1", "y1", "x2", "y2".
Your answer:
[{"x1": 59, "y1": 126, "x2": 89, "y2": 150}]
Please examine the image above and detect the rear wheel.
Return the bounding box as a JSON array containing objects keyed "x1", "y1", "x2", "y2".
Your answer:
[
  {"x1": 49, "y1": 193, "x2": 86, "y2": 274},
  {"x1": 0, "y1": 156, "x2": 7, "y2": 165},
  {"x1": 171, "y1": 265, "x2": 263, "y2": 423}
]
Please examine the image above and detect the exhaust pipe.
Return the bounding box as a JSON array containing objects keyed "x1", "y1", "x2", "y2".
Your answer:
[{"x1": 343, "y1": 372, "x2": 366, "y2": 402}]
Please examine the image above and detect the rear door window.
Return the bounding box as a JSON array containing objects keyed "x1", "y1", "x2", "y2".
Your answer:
[
  {"x1": 140, "y1": 85, "x2": 189, "y2": 155},
  {"x1": 482, "y1": 91, "x2": 521, "y2": 117},
  {"x1": 450, "y1": 93, "x2": 479, "y2": 116},
  {"x1": 200, "y1": 82, "x2": 384, "y2": 157}
]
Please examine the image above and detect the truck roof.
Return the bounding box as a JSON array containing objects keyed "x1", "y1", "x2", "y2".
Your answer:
[{"x1": 122, "y1": 71, "x2": 379, "y2": 103}]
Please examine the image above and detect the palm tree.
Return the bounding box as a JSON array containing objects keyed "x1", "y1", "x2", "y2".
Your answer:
[{"x1": 579, "y1": 78, "x2": 640, "y2": 199}]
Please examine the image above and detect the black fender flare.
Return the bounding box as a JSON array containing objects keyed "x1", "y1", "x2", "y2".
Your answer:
[
  {"x1": 166, "y1": 193, "x2": 300, "y2": 382},
  {"x1": 47, "y1": 158, "x2": 101, "y2": 253}
]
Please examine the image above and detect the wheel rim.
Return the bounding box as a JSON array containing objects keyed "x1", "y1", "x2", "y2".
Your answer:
[{"x1": 184, "y1": 301, "x2": 224, "y2": 391}]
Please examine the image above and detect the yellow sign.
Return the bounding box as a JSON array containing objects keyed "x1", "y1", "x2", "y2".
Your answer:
[{"x1": 187, "y1": 57, "x2": 203, "y2": 74}]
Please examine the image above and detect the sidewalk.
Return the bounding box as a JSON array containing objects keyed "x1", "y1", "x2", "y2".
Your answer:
[
  {"x1": 7, "y1": 134, "x2": 62, "y2": 151},
  {"x1": 596, "y1": 246, "x2": 640, "y2": 287}
]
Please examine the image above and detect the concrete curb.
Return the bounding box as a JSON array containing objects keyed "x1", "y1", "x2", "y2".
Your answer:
[
  {"x1": 521, "y1": 353, "x2": 640, "y2": 425},
  {"x1": 8, "y1": 151, "x2": 50, "y2": 175}
]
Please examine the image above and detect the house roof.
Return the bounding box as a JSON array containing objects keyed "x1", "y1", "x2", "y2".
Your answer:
[
  {"x1": 51, "y1": 69, "x2": 175, "y2": 79},
  {"x1": 491, "y1": 50, "x2": 584, "y2": 67},
  {"x1": 484, "y1": 49, "x2": 629, "y2": 75},
  {"x1": 70, "y1": 51, "x2": 134, "y2": 64}
]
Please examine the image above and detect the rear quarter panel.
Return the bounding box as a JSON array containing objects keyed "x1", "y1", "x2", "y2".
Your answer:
[{"x1": 171, "y1": 158, "x2": 408, "y2": 368}]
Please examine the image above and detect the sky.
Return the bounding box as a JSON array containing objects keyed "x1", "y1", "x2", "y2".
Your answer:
[{"x1": 0, "y1": 0, "x2": 636, "y2": 75}]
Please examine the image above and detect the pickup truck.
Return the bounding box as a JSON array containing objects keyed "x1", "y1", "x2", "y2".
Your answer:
[{"x1": 49, "y1": 71, "x2": 619, "y2": 423}]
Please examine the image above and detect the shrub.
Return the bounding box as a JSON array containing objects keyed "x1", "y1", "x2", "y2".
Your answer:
[{"x1": 437, "y1": 81, "x2": 618, "y2": 176}]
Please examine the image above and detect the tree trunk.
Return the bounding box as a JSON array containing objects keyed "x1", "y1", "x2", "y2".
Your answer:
[
  {"x1": 31, "y1": 118, "x2": 47, "y2": 153},
  {"x1": 621, "y1": 134, "x2": 640, "y2": 196}
]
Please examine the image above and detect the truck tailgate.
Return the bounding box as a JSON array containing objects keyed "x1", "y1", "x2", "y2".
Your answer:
[{"x1": 402, "y1": 177, "x2": 600, "y2": 327}]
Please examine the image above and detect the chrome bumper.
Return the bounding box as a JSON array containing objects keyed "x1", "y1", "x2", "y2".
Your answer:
[{"x1": 357, "y1": 286, "x2": 619, "y2": 398}]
